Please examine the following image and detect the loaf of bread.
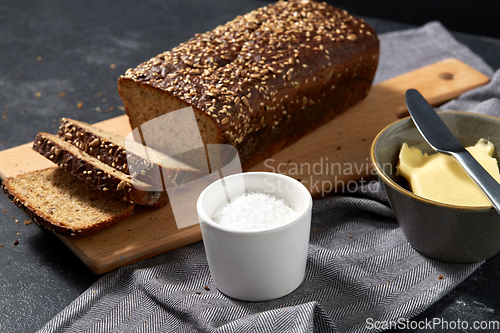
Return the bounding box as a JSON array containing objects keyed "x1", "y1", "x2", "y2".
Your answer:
[
  {"x1": 1, "y1": 168, "x2": 135, "y2": 237},
  {"x1": 33, "y1": 133, "x2": 169, "y2": 207},
  {"x1": 57, "y1": 118, "x2": 202, "y2": 187},
  {"x1": 118, "y1": 0, "x2": 379, "y2": 169}
]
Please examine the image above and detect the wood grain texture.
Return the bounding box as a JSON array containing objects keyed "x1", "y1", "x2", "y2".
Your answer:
[{"x1": 0, "y1": 58, "x2": 489, "y2": 274}]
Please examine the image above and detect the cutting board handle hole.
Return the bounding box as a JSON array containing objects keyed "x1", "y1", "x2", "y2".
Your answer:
[{"x1": 439, "y1": 72, "x2": 454, "y2": 80}]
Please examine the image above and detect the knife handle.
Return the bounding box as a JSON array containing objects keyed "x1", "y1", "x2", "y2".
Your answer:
[{"x1": 452, "y1": 151, "x2": 500, "y2": 214}]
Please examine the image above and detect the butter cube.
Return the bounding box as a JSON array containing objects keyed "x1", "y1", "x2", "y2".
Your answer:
[{"x1": 396, "y1": 139, "x2": 500, "y2": 206}]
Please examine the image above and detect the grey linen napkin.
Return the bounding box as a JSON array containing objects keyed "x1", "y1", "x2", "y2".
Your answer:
[{"x1": 38, "y1": 22, "x2": 497, "y2": 333}]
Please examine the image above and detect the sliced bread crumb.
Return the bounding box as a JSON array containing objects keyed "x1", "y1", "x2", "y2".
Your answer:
[{"x1": 2, "y1": 167, "x2": 135, "y2": 237}]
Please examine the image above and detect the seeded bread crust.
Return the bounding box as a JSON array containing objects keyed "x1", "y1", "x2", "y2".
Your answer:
[
  {"x1": 118, "y1": 0, "x2": 379, "y2": 169},
  {"x1": 33, "y1": 133, "x2": 169, "y2": 207},
  {"x1": 57, "y1": 118, "x2": 202, "y2": 186},
  {"x1": 2, "y1": 168, "x2": 135, "y2": 237}
]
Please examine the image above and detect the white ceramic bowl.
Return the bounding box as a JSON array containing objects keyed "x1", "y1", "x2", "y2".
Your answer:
[
  {"x1": 197, "y1": 172, "x2": 312, "y2": 301},
  {"x1": 371, "y1": 111, "x2": 500, "y2": 263}
]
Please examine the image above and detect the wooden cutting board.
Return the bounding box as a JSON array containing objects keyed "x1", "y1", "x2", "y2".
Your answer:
[{"x1": 0, "y1": 58, "x2": 489, "y2": 274}]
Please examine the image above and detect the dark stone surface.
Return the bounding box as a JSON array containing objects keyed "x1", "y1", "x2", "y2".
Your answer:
[
  {"x1": 1, "y1": 1, "x2": 500, "y2": 332},
  {"x1": 324, "y1": 0, "x2": 500, "y2": 39}
]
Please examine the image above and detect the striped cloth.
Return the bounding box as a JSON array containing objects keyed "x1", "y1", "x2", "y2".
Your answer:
[{"x1": 38, "y1": 21, "x2": 495, "y2": 333}]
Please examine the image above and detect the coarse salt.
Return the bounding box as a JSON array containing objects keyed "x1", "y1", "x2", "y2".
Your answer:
[{"x1": 211, "y1": 191, "x2": 298, "y2": 231}]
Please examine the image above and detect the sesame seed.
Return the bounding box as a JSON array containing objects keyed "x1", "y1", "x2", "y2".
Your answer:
[
  {"x1": 241, "y1": 96, "x2": 250, "y2": 107},
  {"x1": 117, "y1": 181, "x2": 126, "y2": 191}
]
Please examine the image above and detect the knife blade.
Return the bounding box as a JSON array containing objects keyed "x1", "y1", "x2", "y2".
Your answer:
[{"x1": 405, "y1": 88, "x2": 500, "y2": 214}]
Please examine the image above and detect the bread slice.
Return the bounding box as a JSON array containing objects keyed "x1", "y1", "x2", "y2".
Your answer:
[
  {"x1": 57, "y1": 117, "x2": 202, "y2": 186},
  {"x1": 1, "y1": 167, "x2": 135, "y2": 237},
  {"x1": 33, "y1": 132, "x2": 169, "y2": 207}
]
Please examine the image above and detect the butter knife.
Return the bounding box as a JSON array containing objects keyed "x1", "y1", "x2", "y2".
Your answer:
[{"x1": 405, "y1": 88, "x2": 500, "y2": 214}]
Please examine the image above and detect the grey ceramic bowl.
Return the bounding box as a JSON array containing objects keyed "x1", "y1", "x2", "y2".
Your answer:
[{"x1": 371, "y1": 111, "x2": 500, "y2": 263}]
